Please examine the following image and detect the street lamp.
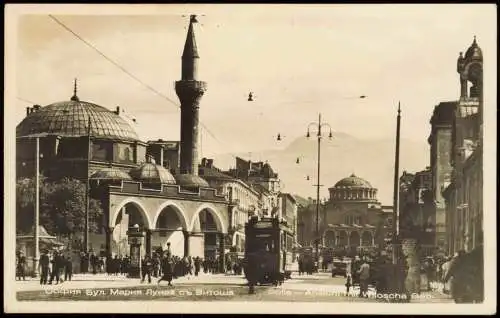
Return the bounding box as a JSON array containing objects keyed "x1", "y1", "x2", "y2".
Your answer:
[{"x1": 304, "y1": 113, "x2": 334, "y2": 269}]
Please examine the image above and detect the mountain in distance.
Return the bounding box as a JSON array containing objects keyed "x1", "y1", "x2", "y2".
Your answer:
[{"x1": 210, "y1": 132, "x2": 429, "y2": 206}]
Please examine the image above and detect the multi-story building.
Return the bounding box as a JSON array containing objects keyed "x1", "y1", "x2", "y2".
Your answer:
[
  {"x1": 442, "y1": 37, "x2": 483, "y2": 255},
  {"x1": 399, "y1": 168, "x2": 435, "y2": 254},
  {"x1": 226, "y1": 157, "x2": 281, "y2": 217},
  {"x1": 198, "y1": 157, "x2": 261, "y2": 255},
  {"x1": 427, "y1": 101, "x2": 456, "y2": 249}
]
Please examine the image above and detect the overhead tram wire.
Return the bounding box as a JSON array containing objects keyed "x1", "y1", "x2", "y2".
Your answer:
[{"x1": 47, "y1": 14, "x2": 233, "y2": 159}]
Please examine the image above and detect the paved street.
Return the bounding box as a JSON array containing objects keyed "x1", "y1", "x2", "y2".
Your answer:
[{"x1": 15, "y1": 272, "x2": 452, "y2": 303}]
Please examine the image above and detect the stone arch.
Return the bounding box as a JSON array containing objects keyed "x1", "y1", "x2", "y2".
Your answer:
[
  {"x1": 362, "y1": 231, "x2": 373, "y2": 246},
  {"x1": 190, "y1": 204, "x2": 228, "y2": 234},
  {"x1": 338, "y1": 230, "x2": 348, "y2": 246},
  {"x1": 152, "y1": 201, "x2": 189, "y2": 231},
  {"x1": 324, "y1": 230, "x2": 336, "y2": 248},
  {"x1": 350, "y1": 231, "x2": 361, "y2": 247},
  {"x1": 110, "y1": 197, "x2": 152, "y2": 229}
]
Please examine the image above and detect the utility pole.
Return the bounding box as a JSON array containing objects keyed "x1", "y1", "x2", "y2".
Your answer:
[
  {"x1": 84, "y1": 117, "x2": 91, "y2": 253},
  {"x1": 33, "y1": 136, "x2": 40, "y2": 277},
  {"x1": 392, "y1": 102, "x2": 401, "y2": 264}
]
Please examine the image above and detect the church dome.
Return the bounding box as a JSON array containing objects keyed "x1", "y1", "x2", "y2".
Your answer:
[
  {"x1": 130, "y1": 163, "x2": 176, "y2": 184},
  {"x1": 465, "y1": 36, "x2": 482, "y2": 61},
  {"x1": 90, "y1": 167, "x2": 132, "y2": 180},
  {"x1": 16, "y1": 93, "x2": 139, "y2": 141},
  {"x1": 333, "y1": 174, "x2": 373, "y2": 189},
  {"x1": 175, "y1": 174, "x2": 210, "y2": 188}
]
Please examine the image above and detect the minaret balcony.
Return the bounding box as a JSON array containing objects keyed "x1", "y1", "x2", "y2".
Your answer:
[{"x1": 175, "y1": 80, "x2": 207, "y2": 92}]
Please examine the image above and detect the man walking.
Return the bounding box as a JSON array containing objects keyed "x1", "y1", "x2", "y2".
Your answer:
[
  {"x1": 194, "y1": 257, "x2": 201, "y2": 277},
  {"x1": 141, "y1": 255, "x2": 153, "y2": 284},
  {"x1": 39, "y1": 250, "x2": 50, "y2": 285},
  {"x1": 357, "y1": 257, "x2": 371, "y2": 298},
  {"x1": 16, "y1": 251, "x2": 27, "y2": 281},
  {"x1": 65, "y1": 256, "x2": 73, "y2": 282},
  {"x1": 158, "y1": 253, "x2": 174, "y2": 286},
  {"x1": 49, "y1": 251, "x2": 62, "y2": 285}
]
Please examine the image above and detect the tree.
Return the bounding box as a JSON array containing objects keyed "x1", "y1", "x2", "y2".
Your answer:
[{"x1": 16, "y1": 177, "x2": 104, "y2": 237}]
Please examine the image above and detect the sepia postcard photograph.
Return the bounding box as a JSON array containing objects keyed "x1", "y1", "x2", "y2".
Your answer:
[{"x1": 4, "y1": 3, "x2": 497, "y2": 315}]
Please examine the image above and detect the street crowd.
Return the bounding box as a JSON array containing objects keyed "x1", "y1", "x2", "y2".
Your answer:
[{"x1": 16, "y1": 244, "x2": 245, "y2": 287}]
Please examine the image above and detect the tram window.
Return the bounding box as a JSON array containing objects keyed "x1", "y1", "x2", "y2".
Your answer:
[{"x1": 256, "y1": 238, "x2": 276, "y2": 252}]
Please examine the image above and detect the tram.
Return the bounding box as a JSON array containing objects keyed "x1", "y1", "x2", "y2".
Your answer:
[{"x1": 244, "y1": 216, "x2": 295, "y2": 286}]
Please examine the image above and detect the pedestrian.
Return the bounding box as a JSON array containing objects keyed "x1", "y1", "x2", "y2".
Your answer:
[
  {"x1": 49, "y1": 251, "x2": 62, "y2": 285},
  {"x1": 357, "y1": 257, "x2": 370, "y2": 298},
  {"x1": 441, "y1": 256, "x2": 452, "y2": 294},
  {"x1": 194, "y1": 257, "x2": 201, "y2": 276},
  {"x1": 16, "y1": 251, "x2": 27, "y2": 281},
  {"x1": 141, "y1": 255, "x2": 153, "y2": 284},
  {"x1": 65, "y1": 257, "x2": 73, "y2": 281},
  {"x1": 152, "y1": 253, "x2": 159, "y2": 278},
  {"x1": 158, "y1": 253, "x2": 174, "y2": 286},
  {"x1": 39, "y1": 250, "x2": 50, "y2": 285}
]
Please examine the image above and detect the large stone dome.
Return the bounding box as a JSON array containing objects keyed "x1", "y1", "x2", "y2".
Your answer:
[
  {"x1": 90, "y1": 167, "x2": 132, "y2": 181},
  {"x1": 175, "y1": 174, "x2": 210, "y2": 188},
  {"x1": 333, "y1": 174, "x2": 373, "y2": 189},
  {"x1": 16, "y1": 95, "x2": 139, "y2": 141},
  {"x1": 130, "y1": 163, "x2": 176, "y2": 184}
]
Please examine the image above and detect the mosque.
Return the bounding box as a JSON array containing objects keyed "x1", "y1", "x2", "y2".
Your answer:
[{"x1": 16, "y1": 15, "x2": 291, "y2": 270}]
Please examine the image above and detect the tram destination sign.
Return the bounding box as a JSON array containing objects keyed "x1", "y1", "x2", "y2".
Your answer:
[{"x1": 254, "y1": 221, "x2": 274, "y2": 229}]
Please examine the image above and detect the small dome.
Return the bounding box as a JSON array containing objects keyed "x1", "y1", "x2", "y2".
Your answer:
[
  {"x1": 130, "y1": 163, "x2": 176, "y2": 184},
  {"x1": 333, "y1": 174, "x2": 373, "y2": 188},
  {"x1": 90, "y1": 167, "x2": 132, "y2": 180},
  {"x1": 17, "y1": 98, "x2": 139, "y2": 141},
  {"x1": 175, "y1": 174, "x2": 209, "y2": 188},
  {"x1": 465, "y1": 36, "x2": 482, "y2": 61}
]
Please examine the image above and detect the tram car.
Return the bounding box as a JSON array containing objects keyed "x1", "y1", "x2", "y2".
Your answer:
[{"x1": 244, "y1": 216, "x2": 295, "y2": 286}]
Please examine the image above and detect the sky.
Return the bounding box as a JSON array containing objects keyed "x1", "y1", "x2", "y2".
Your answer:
[{"x1": 10, "y1": 4, "x2": 497, "y2": 166}]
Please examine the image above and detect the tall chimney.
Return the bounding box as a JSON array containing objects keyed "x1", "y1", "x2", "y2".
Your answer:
[{"x1": 175, "y1": 15, "x2": 207, "y2": 175}]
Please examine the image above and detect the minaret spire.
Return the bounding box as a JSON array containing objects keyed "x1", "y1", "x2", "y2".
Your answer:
[
  {"x1": 71, "y1": 78, "x2": 79, "y2": 101},
  {"x1": 181, "y1": 15, "x2": 200, "y2": 81},
  {"x1": 176, "y1": 14, "x2": 207, "y2": 176}
]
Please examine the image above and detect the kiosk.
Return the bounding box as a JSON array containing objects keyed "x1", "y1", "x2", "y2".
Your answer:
[{"x1": 127, "y1": 224, "x2": 144, "y2": 278}]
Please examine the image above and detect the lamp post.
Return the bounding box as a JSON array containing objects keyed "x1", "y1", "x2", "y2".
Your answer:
[
  {"x1": 276, "y1": 96, "x2": 366, "y2": 269},
  {"x1": 305, "y1": 113, "x2": 334, "y2": 269},
  {"x1": 17, "y1": 134, "x2": 48, "y2": 277}
]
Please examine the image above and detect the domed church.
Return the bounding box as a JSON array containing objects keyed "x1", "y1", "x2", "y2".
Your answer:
[{"x1": 323, "y1": 174, "x2": 393, "y2": 252}]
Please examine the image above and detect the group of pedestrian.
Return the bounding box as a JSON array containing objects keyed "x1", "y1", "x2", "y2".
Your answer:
[
  {"x1": 297, "y1": 254, "x2": 314, "y2": 275},
  {"x1": 37, "y1": 249, "x2": 73, "y2": 285},
  {"x1": 139, "y1": 249, "x2": 232, "y2": 285}
]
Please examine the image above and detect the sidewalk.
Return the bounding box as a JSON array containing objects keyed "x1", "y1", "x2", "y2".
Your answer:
[{"x1": 14, "y1": 272, "x2": 244, "y2": 293}]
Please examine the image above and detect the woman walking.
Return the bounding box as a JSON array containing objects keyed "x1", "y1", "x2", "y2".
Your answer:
[{"x1": 158, "y1": 253, "x2": 175, "y2": 286}]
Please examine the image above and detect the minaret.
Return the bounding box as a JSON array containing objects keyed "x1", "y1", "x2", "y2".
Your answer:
[{"x1": 176, "y1": 15, "x2": 207, "y2": 175}]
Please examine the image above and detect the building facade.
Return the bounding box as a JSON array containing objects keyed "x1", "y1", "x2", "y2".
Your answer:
[
  {"x1": 442, "y1": 37, "x2": 484, "y2": 255},
  {"x1": 16, "y1": 16, "x2": 232, "y2": 270},
  {"x1": 427, "y1": 101, "x2": 456, "y2": 250},
  {"x1": 297, "y1": 174, "x2": 392, "y2": 254},
  {"x1": 16, "y1": 16, "x2": 297, "y2": 270},
  {"x1": 399, "y1": 168, "x2": 436, "y2": 255}
]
